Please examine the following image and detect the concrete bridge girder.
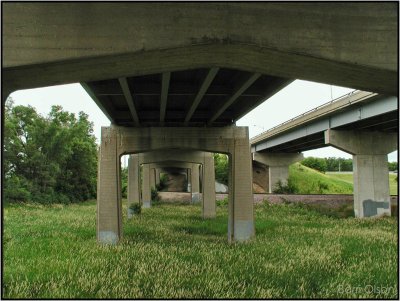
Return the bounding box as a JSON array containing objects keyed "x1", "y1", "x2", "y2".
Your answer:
[
  {"x1": 3, "y1": 3, "x2": 397, "y2": 95},
  {"x1": 98, "y1": 126, "x2": 254, "y2": 245}
]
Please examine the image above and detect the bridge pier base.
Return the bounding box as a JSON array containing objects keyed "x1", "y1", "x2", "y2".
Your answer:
[
  {"x1": 325, "y1": 129, "x2": 397, "y2": 217},
  {"x1": 253, "y1": 152, "x2": 304, "y2": 193}
]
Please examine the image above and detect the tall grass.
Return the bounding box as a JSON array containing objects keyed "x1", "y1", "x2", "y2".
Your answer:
[{"x1": 3, "y1": 200, "x2": 398, "y2": 299}]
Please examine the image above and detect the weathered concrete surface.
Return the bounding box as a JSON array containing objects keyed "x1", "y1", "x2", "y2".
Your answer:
[
  {"x1": 127, "y1": 155, "x2": 140, "y2": 218},
  {"x1": 98, "y1": 126, "x2": 253, "y2": 244},
  {"x1": 325, "y1": 129, "x2": 398, "y2": 217},
  {"x1": 191, "y1": 163, "x2": 200, "y2": 194},
  {"x1": 97, "y1": 128, "x2": 122, "y2": 245},
  {"x1": 141, "y1": 164, "x2": 151, "y2": 208},
  {"x1": 203, "y1": 154, "x2": 216, "y2": 218},
  {"x1": 3, "y1": 3, "x2": 397, "y2": 94},
  {"x1": 253, "y1": 152, "x2": 304, "y2": 193}
]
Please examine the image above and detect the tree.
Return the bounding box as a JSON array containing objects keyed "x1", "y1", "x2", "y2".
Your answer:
[
  {"x1": 3, "y1": 101, "x2": 98, "y2": 204},
  {"x1": 301, "y1": 157, "x2": 327, "y2": 173},
  {"x1": 388, "y1": 161, "x2": 398, "y2": 172},
  {"x1": 214, "y1": 153, "x2": 228, "y2": 185}
]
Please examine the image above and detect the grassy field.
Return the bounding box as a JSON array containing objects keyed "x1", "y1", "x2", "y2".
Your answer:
[
  {"x1": 289, "y1": 163, "x2": 353, "y2": 194},
  {"x1": 3, "y1": 200, "x2": 398, "y2": 299},
  {"x1": 289, "y1": 163, "x2": 398, "y2": 195},
  {"x1": 326, "y1": 172, "x2": 398, "y2": 196}
]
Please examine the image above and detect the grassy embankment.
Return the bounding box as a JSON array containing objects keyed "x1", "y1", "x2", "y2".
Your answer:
[
  {"x1": 289, "y1": 163, "x2": 398, "y2": 195},
  {"x1": 3, "y1": 200, "x2": 398, "y2": 299}
]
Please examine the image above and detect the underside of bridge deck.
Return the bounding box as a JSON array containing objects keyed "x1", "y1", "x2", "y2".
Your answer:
[{"x1": 82, "y1": 68, "x2": 291, "y2": 127}]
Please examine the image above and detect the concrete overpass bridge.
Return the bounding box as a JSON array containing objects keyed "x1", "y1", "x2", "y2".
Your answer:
[
  {"x1": 2, "y1": 3, "x2": 397, "y2": 244},
  {"x1": 251, "y1": 90, "x2": 398, "y2": 217}
]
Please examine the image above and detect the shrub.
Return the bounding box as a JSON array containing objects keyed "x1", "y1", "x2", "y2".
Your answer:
[
  {"x1": 129, "y1": 203, "x2": 142, "y2": 215},
  {"x1": 156, "y1": 174, "x2": 168, "y2": 191},
  {"x1": 272, "y1": 178, "x2": 298, "y2": 194},
  {"x1": 317, "y1": 181, "x2": 329, "y2": 193},
  {"x1": 151, "y1": 187, "x2": 161, "y2": 203},
  {"x1": 3, "y1": 175, "x2": 32, "y2": 202},
  {"x1": 217, "y1": 197, "x2": 228, "y2": 207}
]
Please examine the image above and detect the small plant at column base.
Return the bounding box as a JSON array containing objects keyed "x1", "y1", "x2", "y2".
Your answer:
[
  {"x1": 151, "y1": 187, "x2": 161, "y2": 204},
  {"x1": 129, "y1": 203, "x2": 142, "y2": 216}
]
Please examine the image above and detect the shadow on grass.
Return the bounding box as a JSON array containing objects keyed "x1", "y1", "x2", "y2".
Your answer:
[
  {"x1": 172, "y1": 224, "x2": 225, "y2": 236},
  {"x1": 291, "y1": 202, "x2": 355, "y2": 219}
]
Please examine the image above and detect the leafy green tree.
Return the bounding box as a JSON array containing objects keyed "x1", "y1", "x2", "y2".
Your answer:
[
  {"x1": 388, "y1": 161, "x2": 398, "y2": 172},
  {"x1": 3, "y1": 100, "x2": 98, "y2": 204},
  {"x1": 325, "y1": 157, "x2": 353, "y2": 172},
  {"x1": 301, "y1": 157, "x2": 327, "y2": 173},
  {"x1": 214, "y1": 153, "x2": 228, "y2": 185},
  {"x1": 121, "y1": 166, "x2": 128, "y2": 199}
]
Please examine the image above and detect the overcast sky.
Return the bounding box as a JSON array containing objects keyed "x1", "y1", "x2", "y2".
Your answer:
[{"x1": 9, "y1": 79, "x2": 398, "y2": 162}]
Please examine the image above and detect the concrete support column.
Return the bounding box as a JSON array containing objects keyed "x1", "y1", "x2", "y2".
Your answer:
[
  {"x1": 191, "y1": 163, "x2": 201, "y2": 203},
  {"x1": 186, "y1": 168, "x2": 191, "y2": 192},
  {"x1": 141, "y1": 164, "x2": 151, "y2": 208},
  {"x1": 191, "y1": 164, "x2": 200, "y2": 192},
  {"x1": 150, "y1": 168, "x2": 156, "y2": 190},
  {"x1": 228, "y1": 133, "x2": 254, "y2": 242},
  {"x1": 325, "y1": 129, "x2": 397, "y2": 217},
  {"x1": 203, "y1": 154, "x2": 216, "y2": 218},
  {"x1": 97, "y1": 127, "x2": 122, "y2": 244},
  {"x1": 155, "y1": 168, "x2": 160, "y2": 186},
  {"x1": 253, "y1": 152, "x2": 304, "y2": 193},
  {"x1": 127, "y1": 154, "x2": 140, "y2": 218}
]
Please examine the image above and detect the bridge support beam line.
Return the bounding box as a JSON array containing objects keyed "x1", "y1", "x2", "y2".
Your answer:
[
  {"x1": 208, "y1": 72, "x2": 261, "y2": 125},
  {"x1": 184, "y1": 67, "x2": 219, "y2": 125},
  {"x1": 118, "y1": 77, "x2": 140, "y2": 126},
  {"x1": 97, "y1": 126, "x2": 254, "y2": 244},
  {"x1": 127, "y1": 154, "x2": 140, "y2": 218},
  {"x1": 325, "y1": 129, "x2": 397, "y2": 218},
  {"x1": 160, "y1": 72, "x2": 171, "y2": 125},
  {"x1": 253, "y1": 152, "x2": 304, "y2": 193}
]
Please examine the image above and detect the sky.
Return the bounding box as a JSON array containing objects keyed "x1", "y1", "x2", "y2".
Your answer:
[{"x1": 9, "y1": 80, "x2": 398, "y2": 162}]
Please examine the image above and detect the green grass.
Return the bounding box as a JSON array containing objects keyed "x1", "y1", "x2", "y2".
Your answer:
[
  {"x1": 289, "y1": 163, "x2": 353, "y2": 194},
  {"x1": 289, "y1": 163, "x2": 398, "y2": 195},
  {"x1": 326, "y1": 172, "x2": 398, "y2": 196},
  {"x1": 3, "y1": 200, "x2": 398, "y2": 299}
]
